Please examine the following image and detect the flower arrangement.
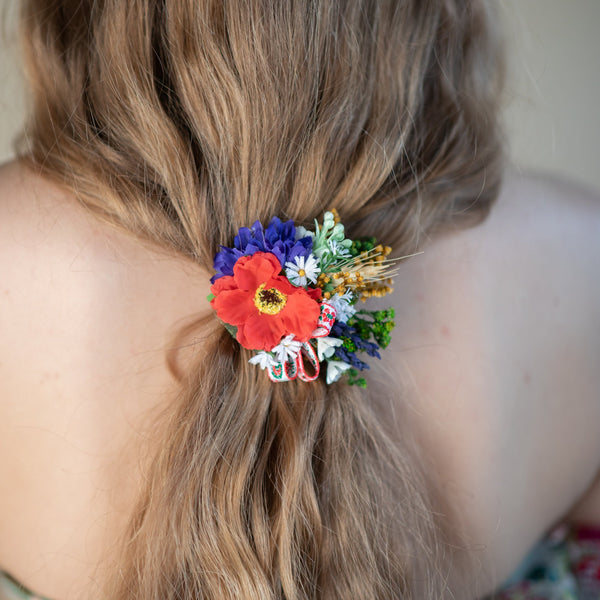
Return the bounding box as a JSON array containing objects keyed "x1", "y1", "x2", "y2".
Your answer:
[{"x1": 209, "y1": 210, "x2": 397, "y2": 386}]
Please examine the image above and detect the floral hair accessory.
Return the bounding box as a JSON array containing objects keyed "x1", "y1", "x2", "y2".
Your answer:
[{"x1": 208, "y1": 210, "x2": 399, "y2": 386}]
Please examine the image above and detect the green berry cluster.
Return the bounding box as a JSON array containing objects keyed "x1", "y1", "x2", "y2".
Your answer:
[
  {"x1": 351, "y1": 308, "x2": 395, "y2": 349},
  {"x1": 349, "y1": 236, "x2": 378, "y2": 258},
  {"x1": 342, "y1": 336, "x2": 357, "y2": 352},
  {"x1": 346, "y1": 368, "x2": 367, "y2": 388}
]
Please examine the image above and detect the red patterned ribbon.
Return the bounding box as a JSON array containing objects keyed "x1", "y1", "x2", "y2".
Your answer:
[{"x1": 268, "y1": 302, "x2": 337, "y2": 383}]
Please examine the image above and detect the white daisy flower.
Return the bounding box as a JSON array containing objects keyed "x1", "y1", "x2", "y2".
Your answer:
[
  {"x1": 271, "y1": 334, "x2": 302, "y2": 363},
  {"x1": 327, "y1": 292, "x2": 357, "y2": 323},
  {"x1": 249, "y1": 351, "x2": 277, "y2": 370},
  {"x1": 284, "y1": 254, "x2": 320, "y2": 287},
  {"x1": 316, "y1": 336, "x2": 343, "y2": 361},
  {"x1": 326, "y1": 360, "x2": 352, "y2": 384}
]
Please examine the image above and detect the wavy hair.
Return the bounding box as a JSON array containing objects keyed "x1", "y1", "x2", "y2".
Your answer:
[{"x1": 18, "y1": 0, "x2": 504, "y2": 597}]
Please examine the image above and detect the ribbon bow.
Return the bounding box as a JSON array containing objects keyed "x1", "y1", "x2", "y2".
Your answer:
[{"x1": 268, "y1": 302, "x2": 337, "y2": 382}]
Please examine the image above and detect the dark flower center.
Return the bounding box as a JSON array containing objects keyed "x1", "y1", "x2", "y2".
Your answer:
[{"x1": 254, "y1": 284, "x2": 287, "y2": 315}]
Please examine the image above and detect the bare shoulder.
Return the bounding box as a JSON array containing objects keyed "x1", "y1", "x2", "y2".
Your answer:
[
  {"x1": 0, "y1": 159, "x2": 112, "y2": 292},
  {"x1": 0, "y1": 160, "x2": 89, "y2": 358},
  {"x1": 0, "y1": 157, "x2": 209, "y2": 417},
  {"x1": 0, "y1": 158, "x2": 174, "y2": 268},
  {"x1": 0, "y1": 159, "x2": 130, "y2": 386},
  {"x1": 379, "y1": 170, "x2": 600, "y2": 596},
  {"x1": 0, "y1": 159, "x2": 56, "y2": 234},
  {"x1": 0, "y1": 158, "x2": 208, "y2": 345},
  {"x1": 493, "y1": 167, "x2": 600, "y2": 220},
  {"x1": 0, "y1": 158, "x2": 89, "y2": 235},
  {"x1": 488, "y1": 169, "x2": 600, "y2": 267},
  {"x1": 0, "y1": 160, "x2": 210, "y2": 599}
]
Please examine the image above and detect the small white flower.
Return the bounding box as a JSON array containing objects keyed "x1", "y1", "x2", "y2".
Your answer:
[
  {"x1": 330, "y1": 223, "x2": 345, "y2": 240},
  {"x1": 284, "y1": 254, "x2": 320, "y2": 287},
  {"x1": 295, "y1": 225, "x2": 314, "y2": 241},
  {"x1": 328, "y1": 239, "x2": 351, "y2": 259},
  {"x1": 249, "y1": 351, "x2": 277, "y2": 370},
  {"x1": 326, "y1": 360, "x2": 352, "y2": 384},
  {"x1": 271, "y1": 334, "x2": 302, "y2": 363},
  {"x1": 322, "y1": 212, "x2": 335, "y2": 229},
  {"x1": 327, "y1": 292, "x2": 357, "y2": 323},
  {"x1": 312, "y1": 244, "x2": 330, "y2": 261},
  {"x1": 316, "y1": 336, "x2": 343, "y2": 361}
]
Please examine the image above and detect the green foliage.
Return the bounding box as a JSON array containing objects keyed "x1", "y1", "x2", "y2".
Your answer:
[
  {"x1": 349, "y1": 308, "x2": 395, "y2": 349},
  {"x1": 349, "y1": 236, "x2": 378, "y2": 258},
  {"x1": 312, "y1": 211, "x2": 353, "y2": 269},
  {"x1": 346, "y1": 368, "x2": 367, "y2": 388},
  {"x1": 342, "y1": 337, "x2": 357, "y2": 352}
]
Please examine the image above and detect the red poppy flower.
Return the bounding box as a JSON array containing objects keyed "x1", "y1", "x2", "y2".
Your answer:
[{"x1": 210, "y1": 252, "x2": 322, "y2": 351}]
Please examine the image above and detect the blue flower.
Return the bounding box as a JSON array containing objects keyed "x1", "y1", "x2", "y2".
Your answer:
[
  {"x1": 333, "y1": 346, "x2": 370, "y2": 371},
  {"x1": 211, "y1": 217, "x2": 313, "y2": 283},
  {"x1": 330, "y1": 320, "x2": 381, "y2": 371}
]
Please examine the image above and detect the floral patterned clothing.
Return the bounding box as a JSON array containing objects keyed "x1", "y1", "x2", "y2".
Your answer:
[
  {"x1": 0, "y1": 571, "x2": 48, "y2": 600},
  {"x1": 488, "y1": 522, "x2": 600, "y2": 599},
  {"x1": 2, "y1": 523, "x2": 600, "y2": 599}
]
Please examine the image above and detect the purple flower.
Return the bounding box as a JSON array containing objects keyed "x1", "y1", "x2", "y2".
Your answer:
[
  {"x1": 333, "y1": 346, "x2": 370, "y2": 371},
  {"x1": 330, "y1": 320, "x2": 381, "y2": 371},
  {"x1": 211, "y1": 217, "x2": 313, "y2": 282}
]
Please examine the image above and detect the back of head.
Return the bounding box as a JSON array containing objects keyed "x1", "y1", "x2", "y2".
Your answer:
[{"x1": 18, "y1": 0, "x2": 504, "y2": 597}]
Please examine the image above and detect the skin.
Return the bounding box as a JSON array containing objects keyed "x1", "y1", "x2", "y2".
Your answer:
[
  {"x1": 0, "y1": 160, "x2": 598, "y2": 599},
  {"x1": 373, "y1": 170, "x2": 600, "y2": 596}
]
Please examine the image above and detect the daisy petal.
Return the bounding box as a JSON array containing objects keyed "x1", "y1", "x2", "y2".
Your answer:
[
  {"x1": 271, "y1": 334, "x2": 302, "y2": 363},
  {"x1": 249, "y1": 351, "x2": 276, "y2": 370}
]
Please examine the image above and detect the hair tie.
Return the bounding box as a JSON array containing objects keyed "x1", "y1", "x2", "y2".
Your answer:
[{"x1": 208, "y1": 210, "x2": 398, "y2": 387}]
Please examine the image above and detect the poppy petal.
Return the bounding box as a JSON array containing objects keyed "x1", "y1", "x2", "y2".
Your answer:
[
  {"x1": 237, "y1": 313, "x2": 287, "y2": 351},
  {"x1": 210, "y1": 274, "x2": 238, "y2": 295},
  {"x1": 306, "y1": 286, "x2": 323, "y2": 301},
  {"x1": 280, "y1": 292, "x2": 321, "y2": 342},
  {"x1": 234, "y1": 252, "x2": 282, "y2": 291},
  {"x1": 264, "y1": 273, "x2": 301, "y2": 296},
  {"x1": 212, "y1": 289, "x2": 255, "y2": 325}
]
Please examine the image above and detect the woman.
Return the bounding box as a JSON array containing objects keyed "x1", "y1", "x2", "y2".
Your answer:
[{"x1": 0, "y1": 1, "x2": 599, "y2": 598}]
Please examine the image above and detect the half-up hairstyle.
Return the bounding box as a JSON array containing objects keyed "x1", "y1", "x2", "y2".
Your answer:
[{"x1": 18, "y1": 0, "x2": 504, "y2": 597}]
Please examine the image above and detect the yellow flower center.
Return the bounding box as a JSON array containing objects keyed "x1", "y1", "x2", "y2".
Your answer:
[
  {"x1": 298, "y1": 269, "x2": 306, "y2": 277},
  {"x1": 254, "y1": 283, "x2": 287, "y2": 315}
]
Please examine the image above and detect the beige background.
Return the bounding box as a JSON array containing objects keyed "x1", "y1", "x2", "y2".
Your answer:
[{"x1": 1, "y1": 1, "x2": 599, "y2": 192}]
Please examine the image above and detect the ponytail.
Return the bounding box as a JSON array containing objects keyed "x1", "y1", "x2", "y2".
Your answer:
[{"x1": 103, "y1": 322, "x2": 444, "y2": 598}]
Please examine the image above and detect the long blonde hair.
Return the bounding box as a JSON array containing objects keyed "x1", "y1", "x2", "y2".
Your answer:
[{"x1": 18, "y1": 1, "x2": 504, "y2": 597}]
